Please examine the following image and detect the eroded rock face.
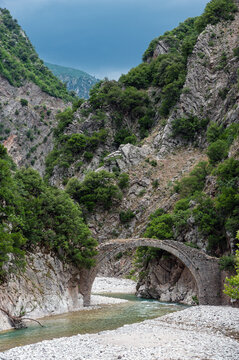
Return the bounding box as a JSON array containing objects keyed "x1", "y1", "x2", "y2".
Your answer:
[
  {"x1": 0, "y1": 251, "x2": 83, "y2": 331},
  {"x1": 0, "y1": 76, "x2": 67, "y2": 175},
  {"x1": 136, "y1": 254, "x2": 197, "y2": 305},
  {"x1": 155, "y1": 15, "x2": 239, "y2": 155}
]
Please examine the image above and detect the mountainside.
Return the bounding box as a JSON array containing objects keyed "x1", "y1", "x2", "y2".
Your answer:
[
  {"x1": 44, "y1": 0, "x2": 239, "y2": 302},
  {"x1": 0, "y1": 9, "x2": 73, "y2": 102},
  {"x1": 45, "y1": 62, "x2": 100, "y2": 99},
  {"x1": 1, "y1": 0, "x2": 239, "y2": 329}
]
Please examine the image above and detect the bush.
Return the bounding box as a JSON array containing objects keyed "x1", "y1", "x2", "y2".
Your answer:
[
  {"x1": 174, "y1": 161, "x2": 210, "y2": 197},
  {"x1": 20, "y1": 98, "x2": 28, "y2": 106},
  {"x1": 144, "y1": 213, "x2": 174, "y2": 239},
  {"x1": 207, "y1": 140, "x2": 228, "y2": 164},
  {"x1": 119, "y1": 210, "x2": 135, "y2": 223},
  {"x1": 66, "y1": 170, "x2": 122, "y2": 212},
  {"x1": 118, "y1": 173, "x2": 129, "y2": 189},
  {"x1": 219, "y1": 255, "x2": 236, "y2": 271},
  {"x1": 172, "y1": 115, "x2": 209, "y2": 141},
  {"x1": 207, "y1": 123, "x2": 223, "y2": 143}
]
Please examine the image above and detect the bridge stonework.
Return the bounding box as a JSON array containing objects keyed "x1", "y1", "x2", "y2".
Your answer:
[{"x1": 79, "y1": 238, "x2": 222, "y2": 306}]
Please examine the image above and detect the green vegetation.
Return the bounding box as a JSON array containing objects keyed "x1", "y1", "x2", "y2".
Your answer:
[
  {"x1": 121, "y1": 0, "x2": 237, "y2": 117},
  {"x1": 20, "y1": 98, "x2": 28, "y2": 107},
  {"x1": 0, "y1": 9, "x2": 73, "y2": 101},
  {"x1": 143, "y1": 121, "x2": 239, "y2": 256},
  {"x1": 171, "y1": 115, "x2": 209, "y2": 141},
  {"x1": 119, "y1": 210, "x2": 135, "y2": 223},
  {"x1": 66, "y1": 170, "x2": 122, "y2": 212},
  {"x1": 90, "y1": 81, "x2": 155, "y2": 139},
  {"x1": 194, "y1": 0, "x2": 237, "y2": 33},
  {"x1": 224, "y1": 231, "x2": 239, "y2": 299},
  {"x1": 219, "y1": 255, "x2": 236, "y2": 271},
  {"x1": 45, "y1": 104, "x2": 108, "y2": 180},
  {"x1": 0, "y1": 144, "x2": 97, "y2": 281},
  {"x1": 117, "y1": 173, "x2": 130, "y2": 189}
]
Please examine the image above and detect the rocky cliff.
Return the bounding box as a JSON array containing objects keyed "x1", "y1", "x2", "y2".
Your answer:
[
  {"x1": 0, "y1": 76, "x2": 67, "y2": 175},
  {"x1": 0, "y1": 251, "x2": 84, "y2": 331}
]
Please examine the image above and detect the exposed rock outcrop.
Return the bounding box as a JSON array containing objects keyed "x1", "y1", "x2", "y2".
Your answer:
[
  {"x1": 0, "y1": 76, "x2": 67, "y2": 175},
  {"x1": 136, "y1": 255, "x2": 197, "y2": 304},
  {"x1": 0, "y1": 251, "x2": 83, "y2": 331}
]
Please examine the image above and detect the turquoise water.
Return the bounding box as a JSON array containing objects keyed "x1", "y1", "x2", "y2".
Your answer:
[{"x1": 0, "y1": 294, "x2": 186, "y2": 352}]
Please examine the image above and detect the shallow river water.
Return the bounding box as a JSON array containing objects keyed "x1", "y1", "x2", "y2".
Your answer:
[{"x1": 0, "y1": 293, "x2": 186, "y2": 352}]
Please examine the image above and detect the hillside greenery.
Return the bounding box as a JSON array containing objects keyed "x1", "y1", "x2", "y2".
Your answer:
[
  {"x1": 0, "y1": 144, "x2": 97, "y2": 282},
  {"x1": 119, "y1": 0, "x2": 237, "y2": 117},
  {"x1": 0, "y1": 9, "x2": 74, "y2": 101},
  {"x1": 224, "y1": 231, "x2": 239, "y2": 299},
  {"x1": 66, "y1": 170, "x2": 122, "y2": 213},
  {"x1": 142, "y1": 123, "x2": 239, "y2": 257},
  {"x1": 45, "y1": 102, "x2": 109, "y2": 180}
]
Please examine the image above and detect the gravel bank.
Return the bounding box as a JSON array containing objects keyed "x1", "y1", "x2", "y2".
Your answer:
[
  {"x1": 1, "y1": 278, "x2": 239, "y2": 359},
  {"x1": 1, "y1": 306, "x2": 239, "y2": 360},
  {"x1": 92, "y1": 276, "x2": 136, "y2": 294}
]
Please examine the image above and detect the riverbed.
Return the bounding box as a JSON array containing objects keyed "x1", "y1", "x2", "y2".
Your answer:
[{"x1": 1, "y1": 277, "x2": 239, "y2": 360}]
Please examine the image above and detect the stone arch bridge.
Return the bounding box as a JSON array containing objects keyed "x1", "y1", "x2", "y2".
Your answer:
[{"x1": 79, "y1": 238, "x2": 222, "y2": 306}]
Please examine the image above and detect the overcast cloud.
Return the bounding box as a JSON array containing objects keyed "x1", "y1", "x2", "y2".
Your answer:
[{"x1": 1, "y1": 0, "x2": 209, "y2": 79}]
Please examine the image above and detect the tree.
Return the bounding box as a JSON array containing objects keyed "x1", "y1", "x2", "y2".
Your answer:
[{"x1": 224, "y1": 231, "x2": 239, "y2": 299}]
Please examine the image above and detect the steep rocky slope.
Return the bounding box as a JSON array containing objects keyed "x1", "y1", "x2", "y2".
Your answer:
[
  {"x1": 47, "y1": 4, "x2": 239, "y2": 243},
  {"x1": 43, "y1": 1, "x2": 239, "y2": 304},
  {"x1": 0, "y1": 76, "x2": 67, "y2": 175}
]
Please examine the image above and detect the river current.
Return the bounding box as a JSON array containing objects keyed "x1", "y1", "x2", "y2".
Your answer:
[{"x1": 0, "y1": 293, "x2": 186, "y2": 352}]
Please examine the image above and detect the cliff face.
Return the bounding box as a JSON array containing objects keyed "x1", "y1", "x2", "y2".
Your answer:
[
  {"x1": 0, "y1": 76, "x2": 67, "y2": 175},
  {"x1": 156, "y1": 12, "x2": 239, "y2": 156},
  {"x1": 0, "y1": 251, "x2": 83, "y2": 331}
]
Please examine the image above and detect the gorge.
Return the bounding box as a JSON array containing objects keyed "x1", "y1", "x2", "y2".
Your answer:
[{"x1": 0, "y1": 1, "x2": 239, "y2": 358}]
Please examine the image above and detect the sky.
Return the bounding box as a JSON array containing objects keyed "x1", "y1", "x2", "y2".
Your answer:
[{"x1": 0, "y1": 0, "x2": 209, "y2": 79}]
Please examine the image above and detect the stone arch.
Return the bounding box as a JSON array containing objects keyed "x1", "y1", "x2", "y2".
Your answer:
[{"x1": 79, "y1": 238, "x2": 221, "y2": 306}]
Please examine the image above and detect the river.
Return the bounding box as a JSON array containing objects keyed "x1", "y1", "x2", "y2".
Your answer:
[{"x1": 0, "y1": 293, "x2": 186, "y2": 352}]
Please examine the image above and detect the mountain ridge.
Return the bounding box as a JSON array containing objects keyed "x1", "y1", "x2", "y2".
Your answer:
[{"x1": 45, "y1": 62, "x2": 100, "y2": 99}]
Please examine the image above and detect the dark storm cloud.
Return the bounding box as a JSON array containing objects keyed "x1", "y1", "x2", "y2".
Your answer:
[{"x1": 1, "y1": 0, "x2": 209, "y2": 78}]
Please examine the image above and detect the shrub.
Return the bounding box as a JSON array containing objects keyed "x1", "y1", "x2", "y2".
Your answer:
[
  {"x1": 20, "y1": 98, "x2": 28, "y2": 106},
  {"x1": 119, "y1": 210, "x2": 135, "y2": 223},
  {"x1": 144, "y1": 213, "x2": 174, "y2": 239},
  {"x1": 174, "y1": 161, "x2": 210, "y2": 197},
  {"x1": 206, "y1": 123, "x2": 223, "y2": 143},
  {"x1": 219, "y1": 255, "x2": 236, "y2": 271},
  {"x1": 66, "y1": 170, "x2": 122, "y2": 212},
  {"x1": 118, "y1": 173, "x2": 129, "y2": 189},
  {"x1": 207, "y1": 140, "x2": 228, "y2": 164},
  {"x1": 171, "y1": 115, "x2": 209, "y2": 141},
  {"x1": 224, "y1": 231, "x2": 239, "y2": 299}
]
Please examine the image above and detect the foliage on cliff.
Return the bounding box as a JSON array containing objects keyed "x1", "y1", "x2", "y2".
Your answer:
[
  {"x1": 224, "y1": 231, "x2": 239, "y2": 299},
  {"x1": 143, "y1": 123, "x2": 239, "y2": 257},
  {"x1": 0, "y1": 9, "x2": 74, "y2": 101},
  {"x1": 0, "y1": 145, "x2": 97, "y2": 281}
]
